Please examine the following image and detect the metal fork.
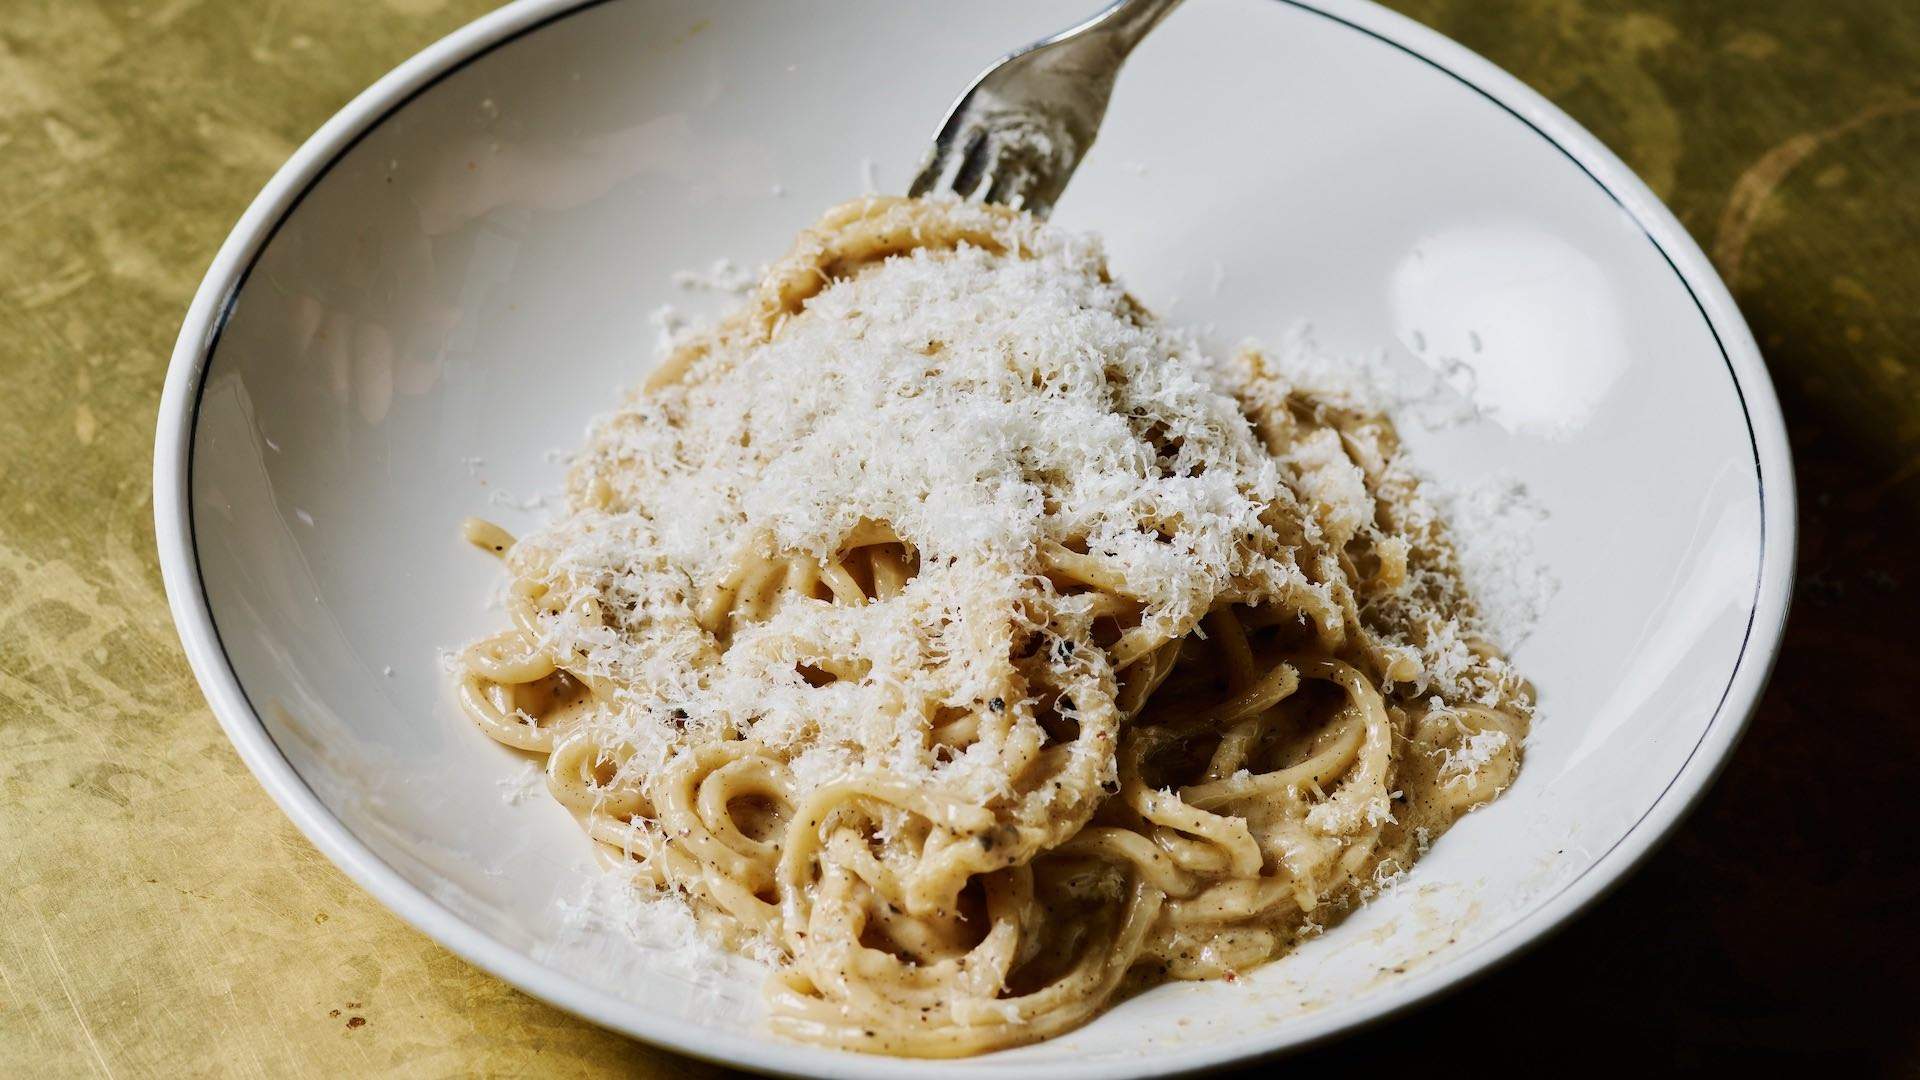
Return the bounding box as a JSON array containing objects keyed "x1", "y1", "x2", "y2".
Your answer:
[{"x1": 907, "y1": 0, "x2": 1185, "y2": 218}]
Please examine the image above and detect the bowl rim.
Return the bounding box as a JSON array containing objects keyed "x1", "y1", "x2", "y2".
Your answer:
[{"x1": 152, "y1": 0, "x2": 1797, "y2": 1075}]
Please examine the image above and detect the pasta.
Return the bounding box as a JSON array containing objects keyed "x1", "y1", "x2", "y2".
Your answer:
[{"x1": 454, "y1": 196, "x2": 1531, "y2": 1056}]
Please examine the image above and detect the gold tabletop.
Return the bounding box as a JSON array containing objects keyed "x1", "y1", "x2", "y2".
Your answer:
[{"x1": 2, "y1": 1, "x2": 1913, "y2": 1074}]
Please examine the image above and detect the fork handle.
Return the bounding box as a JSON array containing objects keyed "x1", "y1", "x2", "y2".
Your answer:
[{"x1": 1090, "y1": 0, "x2": 1186, "y2": 51}]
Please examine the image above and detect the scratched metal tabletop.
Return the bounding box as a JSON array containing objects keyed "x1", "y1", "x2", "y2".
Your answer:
[{"x1": 1, "y1": 1, "x2": 1913, "y2": 1074}]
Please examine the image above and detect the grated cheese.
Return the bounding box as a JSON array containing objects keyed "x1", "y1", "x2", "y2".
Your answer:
[
  {"x1": 670, "y1": 258, "x2": 757, "y2": 295},
  {"x1": 495, "y1": 759, "x2": 545, "y2": 806},
  {"x1": 1437, "y1": 726, "x2": 1513, "y2": 783}
]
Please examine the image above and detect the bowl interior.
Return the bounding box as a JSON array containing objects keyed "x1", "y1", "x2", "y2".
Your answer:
[{"x1": 180, "y1": 0, "x2": 1772, "y2": 1073}]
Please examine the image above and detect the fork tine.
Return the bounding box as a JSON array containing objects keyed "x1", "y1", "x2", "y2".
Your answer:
[
  {"x1": 982, "y1": 157, "x2": 1028, "y2": 210},
  {"x1": 946, "y1": 127, "x2": 993, "y2": 200},
  {"x1": 907, "y1": 134, "x2": 951, "y2": 198},
  {"x1": 907, "y1": 162, "x2": 939, "y2": 199}
]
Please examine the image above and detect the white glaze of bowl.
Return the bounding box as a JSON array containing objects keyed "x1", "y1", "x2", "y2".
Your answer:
[{"x1": 154, "y1": 1, "x2": 1795, "y2": 1075}]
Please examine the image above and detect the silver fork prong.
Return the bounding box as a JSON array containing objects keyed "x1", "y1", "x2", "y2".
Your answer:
[
  {"x1": 947, "y1": 127, "x2": 994, "y2": 200},
  {"x1": 907, "y1": 157, "x2": 940, "y2": 199},
  {"x1": 981, "y1": 152, "x2": 1029, "y2": 210},
  {"x1": 908, "y1": 122, "x2": 963, "y2": 199}
]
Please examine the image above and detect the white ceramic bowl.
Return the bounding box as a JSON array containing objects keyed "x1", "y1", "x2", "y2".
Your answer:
[{"x1": 154, "y1": 1, "x2": 1795, "y2": 1075}]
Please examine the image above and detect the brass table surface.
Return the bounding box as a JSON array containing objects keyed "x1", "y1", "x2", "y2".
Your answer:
[{"x1": 2, "y1": 1, "x2": 1914, "y2": 1075}]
